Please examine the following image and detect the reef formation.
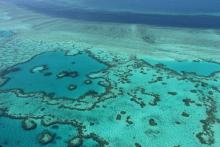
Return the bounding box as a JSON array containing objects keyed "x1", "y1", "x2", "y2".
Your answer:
[{"x1": 0, "y1": 33, "x2": 220, "y2": 146}]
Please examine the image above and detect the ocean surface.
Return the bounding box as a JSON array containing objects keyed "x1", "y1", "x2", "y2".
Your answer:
[
  {"x1": 9, "y1": 0, "x2": 220, "y2": 28},
  {"x1": 0, "y1": 0, "x2": 220, "y2": 147}
]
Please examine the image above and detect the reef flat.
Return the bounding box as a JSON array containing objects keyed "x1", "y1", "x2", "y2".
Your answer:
[
  {"x1": 1, "y1": 47, "x2": 220, "y2": 146},
  {"x1": 0, "y1": 1, "x2": 220, "y2": 147}
]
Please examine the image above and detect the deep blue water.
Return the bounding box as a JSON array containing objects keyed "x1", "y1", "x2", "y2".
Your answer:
[
  {"x1": 9, "y1": 0, "x2": 220, "y2": 28},
  {"x1": 78, "y1": 0, "x2": 220, "y2": 14},
  {"x1": 11, "y1": 0, "x2": 220, "y2": 14}
]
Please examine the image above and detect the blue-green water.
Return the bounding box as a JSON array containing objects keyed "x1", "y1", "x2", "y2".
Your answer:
[
  {"x1": 0, "y1": 51, "x2": 107, "y2": 99},
  {"x1": 0, "y1": 117, "x2": 78, "y2": 147},
  {"x1": 0, "y1": 31, "x2": 13, "y2": 38},
  {"x1": 0, "y1": 31, "x2": 13, "y2": 44},
  {"x1": 144, "y1": 58, "x2": 220, "y2": 76},
  {"x1": 0, "y1": 0, "x2": 220, "y2": 147}
]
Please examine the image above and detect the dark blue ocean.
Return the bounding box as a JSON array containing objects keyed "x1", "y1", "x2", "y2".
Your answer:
[{"x1": 9, "y1": 0, "x2": 220, "y2": 28}]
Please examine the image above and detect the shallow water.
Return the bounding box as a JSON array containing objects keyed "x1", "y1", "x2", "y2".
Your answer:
[
  {"x1": 143, "y1": 57, "x2": 220, "y2": 76},
  {"x1": 1, "y1": 51, "x2": 107, "y2": 99},
  {"x1": 0, "y1": 0, "x2": 220, "y2": 147}
]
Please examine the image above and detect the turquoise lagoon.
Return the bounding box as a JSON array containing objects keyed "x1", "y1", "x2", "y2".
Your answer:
[
  {"x1": 0, "y1": 51, "x2": 107, "y2": 99},
  {"x1": 0, "y1": 117, "x2": 78, "y2": 147},
  {"x1": 143, "y1": 56, "x2": 220, "y2": 76},
  {"x1": 0, "y1": 0, "x2": 220, "y2": 147}
]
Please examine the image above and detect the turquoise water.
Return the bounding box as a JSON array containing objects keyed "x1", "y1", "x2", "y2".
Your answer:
[
  {"x1": 0, "y1": 51, "x2": 107, "y2": 99},
  {"x1": 144, "y1": 57, "x2": 220, "y2": 76},
  {"x1": 0, "y1": 0, "x2": 220, "y2": 147},
  {"x1": 0, "y1": 117, "x2": 78, "y2": 147},
  {"x1": 0, "y1": 31, "x2": 13, "y2": 38},
  {"x1": 0, "y1": 30, "x2": 13, "y2": 44}
]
